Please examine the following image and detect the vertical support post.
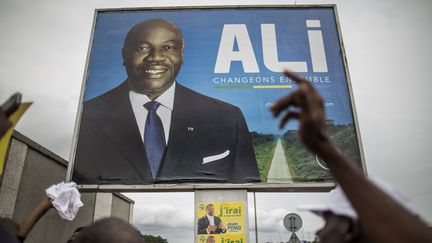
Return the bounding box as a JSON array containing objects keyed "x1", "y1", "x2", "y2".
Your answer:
[
  {"x1": 254, "y1": 192, "x2": 258, "y2": 243},
  {"x1": 93, "y1": 192, "x2": 112, "y2": 221}
]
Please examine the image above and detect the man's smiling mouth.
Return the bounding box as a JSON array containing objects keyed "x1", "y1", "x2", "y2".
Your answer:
[
  {"x1": 145, "y1": 69, "x2": 167, "y2": 74},
  {"x1": 140, "y1": 65, "x2": 171, "y2": 78}
]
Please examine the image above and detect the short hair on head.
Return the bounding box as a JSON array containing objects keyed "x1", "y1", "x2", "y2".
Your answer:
[
  {"x1": 73, "y1": 226, "x2": 86, "y2": 233},
  {"x1": 74, "y1": 217, "x2": 143, "y2": 243},
  {"x1": 0, "y1": 217, "x2": 18, "y2": 232},
  {"x1": 124, "y1": 18, "x2": 184, "y2": 49},
  {"x1": 67, "y1": 226, "x2": 86, "y2": 243},
  {"x1": 0, "y1": 222, "x2": 19, "y2": 243},
  {"x1": 205, "y1": 204, "x2": 214, "y2": 210}
]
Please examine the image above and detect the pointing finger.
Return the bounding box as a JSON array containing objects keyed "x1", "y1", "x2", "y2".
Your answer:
[{"x1": 283, "y1": 70, "x2": 308, "y2": 85}]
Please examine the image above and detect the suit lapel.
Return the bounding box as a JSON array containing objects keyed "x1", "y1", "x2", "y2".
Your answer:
[
  {"x1": 164, "y1": 84, "x2": 188, "y2": 161},
  {"x1": 100, "y1": 82, "x2": 153, "y2": 182},
  {"x1": 159, "y1": 84, "x2": 201, "y2": 177},
  {"x1": 205, "y1": 215, "x2": 210, "y2": 226}
]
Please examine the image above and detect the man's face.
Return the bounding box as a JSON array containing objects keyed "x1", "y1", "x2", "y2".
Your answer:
[
  {"x1": 122, "y1": 20, "x2": 183, "y2": 98},
  {"x1": 206, "y1": 205, "x2": 215, "y2": 216},
  {"x1": 316, "y1": 212, "x2": 354, "y2": 243},
  {"x1": 206, "y1": 237, "x2": 216, "y2": 243}
]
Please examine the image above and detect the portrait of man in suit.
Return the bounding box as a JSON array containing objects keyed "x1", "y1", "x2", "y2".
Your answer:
[
  {"x1": 72, "y1": 18, "x2": 261, "y2": 184},
  {"x1": 198, "y1": 204, "x2": 226, "y2": 234}
]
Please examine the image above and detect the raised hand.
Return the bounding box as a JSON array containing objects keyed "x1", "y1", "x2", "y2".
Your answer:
[{"x1": 271, "y1": 71, "x2": 331, "y2": 156}]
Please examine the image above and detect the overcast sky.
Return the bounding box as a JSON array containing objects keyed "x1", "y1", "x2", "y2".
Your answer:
[{"x1": 1, "y1": 0, "x2": 432, "y2": 242}]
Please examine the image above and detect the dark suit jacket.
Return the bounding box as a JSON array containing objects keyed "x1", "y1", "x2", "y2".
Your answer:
[
  {"x1": 197, "y1": 215, "x2": 226, "y2": 234},
  {"x1": 73, "y1": 81, "x2": 260, "y2": 184}
]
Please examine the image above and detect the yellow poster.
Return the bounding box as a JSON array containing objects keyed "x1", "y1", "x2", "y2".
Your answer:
[
  {"x1": 197, "y1": 202, "x2": 246, "y2": 243},
  {"x1": 0, "y1": 102, "x2": 31, "y2": 175}
]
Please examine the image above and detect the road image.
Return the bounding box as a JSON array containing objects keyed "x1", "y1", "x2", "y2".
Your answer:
[{"x1": 267, "y1": 139, "x2": 294, "y2": 183}]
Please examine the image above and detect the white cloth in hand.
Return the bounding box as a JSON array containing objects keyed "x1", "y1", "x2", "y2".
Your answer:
[{"x1": 45, "y1": 182, "x2": 84, "y2": 221}]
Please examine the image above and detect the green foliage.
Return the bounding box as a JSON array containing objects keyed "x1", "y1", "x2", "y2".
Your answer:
[
  {"x1": 251, "y1": 131, "x2": 277, "y2": 182},
  {"x1": 250, "y1": 131, "x2": 275, "y2": 143},
  {"x1": 282, "y1": 140, "x2": 332, "y2": 182},
  {"x1": 281, "y1": 124, "x2": 361, "y2": 182},
  {"x1": 328, "y1": 125, "x2": 361, "y2": 164},
  {"x1": 141, "y1": 234, "x2": 168, "y2": 243}
]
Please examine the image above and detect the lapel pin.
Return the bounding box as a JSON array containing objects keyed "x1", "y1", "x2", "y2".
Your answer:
[{"x1": 187, "y1": 127, "x2": 194, "y2": 132}]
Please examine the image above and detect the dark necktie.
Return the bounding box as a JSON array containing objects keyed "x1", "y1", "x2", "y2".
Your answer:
[{"x1": 144, "y1": 101, "x2": 166, "y2": 179}]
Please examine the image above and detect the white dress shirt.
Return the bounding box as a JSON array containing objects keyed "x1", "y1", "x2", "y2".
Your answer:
[
  {"x1": 206, "y1": 214, "x2": 215, "y2": 233},
  {"x1": 129, "y1": 82, "x2": 175, "y2": 145},
  {"x1": 206, "y1": 214, "x2": 215, "y2": 226}
]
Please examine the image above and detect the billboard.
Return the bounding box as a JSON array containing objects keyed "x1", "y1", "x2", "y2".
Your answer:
[{"x1": 69, "y1": 6, "x2": 364, "y2": 190}]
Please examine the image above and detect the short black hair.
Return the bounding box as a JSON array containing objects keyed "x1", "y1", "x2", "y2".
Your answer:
[{"x1": 74, "y1": 217, "x2": 143, "y2": 243}]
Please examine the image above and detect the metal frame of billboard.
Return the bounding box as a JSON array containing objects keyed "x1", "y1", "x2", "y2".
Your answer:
[{"x1": 67, "y1": 4, "x2": 366, "y2": 192}]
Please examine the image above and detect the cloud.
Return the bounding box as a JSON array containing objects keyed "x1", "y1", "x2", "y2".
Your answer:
[
  {"x1": 14, "y1": 89, "x2": 79, "y2": 159},
  {"x1": 255, "y1": 208, "x2": 290, "y2": 232},
  {"x1": 125, "y1": 193, "x2": 194, "y2": 241},
  {"x1": 133, "y1": 202, "x2": 194, "y2": 230}
]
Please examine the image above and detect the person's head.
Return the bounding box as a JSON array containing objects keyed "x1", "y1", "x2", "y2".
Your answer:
[
  {"x1": 0, "y1": 222, "x2": 19, "y2": 243},
  {"x1": 122, "y1": 18, "x2": 184, "y2": 100},
  {"x1": 73, "y1": 217, "x2": 143, "y2": 243},
  {"x1": 299, "y1": 177, "x2": 417, "y2": 243},
  {"x1": 315, "y1": 212, "x2": 366, "y2": 243},
  {"x1": 206, "y1": 204, "x2": 215, "y2": 216},
  {"x1": 0, "y1": 218, "x2": 18, "y2": 233},
  {"x1": 206, "y1": 235, "x2": 216, "y2": 243},
  {"x1": 67, "y1": 226, "x2": 86, "y2": 243}
]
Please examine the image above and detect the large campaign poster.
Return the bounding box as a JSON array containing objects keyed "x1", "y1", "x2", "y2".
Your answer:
[{"x1": 70, "y1": 6, "x2": 363, "y2": 187}]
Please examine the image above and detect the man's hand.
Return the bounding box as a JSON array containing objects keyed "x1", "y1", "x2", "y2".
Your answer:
[
  {"x1": 218, "y1": 221, "x2": 226, "y2": 233},
  {"x1": 271, "y1": 71, "x2": 332, "y2": 156},
  {"x1": 40, "y1": 197, "x2": 54, "y2": 209},
  {"x1": 207, "y1": 225, "x2": 217, "y2": 233}
]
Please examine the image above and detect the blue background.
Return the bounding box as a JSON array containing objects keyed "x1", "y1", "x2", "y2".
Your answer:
[{"x1": 83, "y1": 7, "x2": 354, "y2": 135}]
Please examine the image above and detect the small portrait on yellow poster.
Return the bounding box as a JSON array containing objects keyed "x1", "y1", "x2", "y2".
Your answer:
[
  {"x1": 197, "y1": 202, "x2": 245, "y2": 240},
  {"x1": 198, "y1": 203, "x2": 227, "y2": 234}
]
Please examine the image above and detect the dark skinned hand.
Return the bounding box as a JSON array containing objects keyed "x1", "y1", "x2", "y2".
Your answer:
[
  {"x1": 271, "y1": 71, "x2": 332, "y2": 156},
  {"x1": 272, "y1": 72, "x2": 432, "y2": 243}
]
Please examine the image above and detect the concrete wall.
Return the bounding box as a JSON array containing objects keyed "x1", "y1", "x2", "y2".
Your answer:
[
  {"x1": 0, "y1": 138, "x2": 27, "y2": 219},
  {"x1": 0, "y1": 131, "x2": 134, "y2": 243},
  {"x1": 111, "y1": 193, "x2": 134, "y2": 223}
]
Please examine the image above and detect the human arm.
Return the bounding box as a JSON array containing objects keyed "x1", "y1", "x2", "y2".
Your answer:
[
  {"x1": 16, "y1": 197, "x2": 52, "y2": 238},
  {"x1": 271, "y1": 71, "x2": 432, "y2": 243},
  {"x1": 216, "y1": 219, "x2": 226, "y2": 233}
]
